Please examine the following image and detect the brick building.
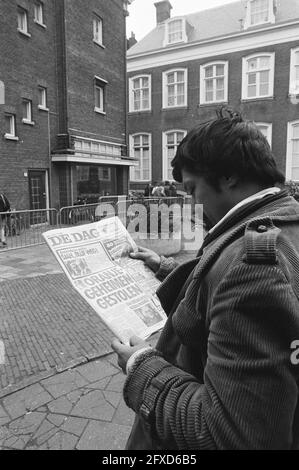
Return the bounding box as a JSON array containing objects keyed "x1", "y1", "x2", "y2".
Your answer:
[
  {"x1": 127, "y1": 0, "x2": 299, "y2": 191},
  {"x1": 0, "y1": 0, "x2": 133, "y2": 211}
]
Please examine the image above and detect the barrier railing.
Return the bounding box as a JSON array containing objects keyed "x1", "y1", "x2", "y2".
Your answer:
[
  {"x1": 0, "y1": 196, "x2": 196, "y2": 252},
  {"x1": 0, "y1": 209, "x2": 58, "y2": 251}
]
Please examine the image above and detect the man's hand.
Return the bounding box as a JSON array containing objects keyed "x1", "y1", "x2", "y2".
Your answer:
[
  {"x1": 130, "y1": 246, "x2": 161, "y2": 272},
  {"x1": 111, "y1": 335, "x2": 149, "y2": 373}
]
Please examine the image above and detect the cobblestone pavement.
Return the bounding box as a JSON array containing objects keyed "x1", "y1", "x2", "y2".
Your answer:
[{"x1": 0, "y1": 243, "x2": 197, "y2": 450}]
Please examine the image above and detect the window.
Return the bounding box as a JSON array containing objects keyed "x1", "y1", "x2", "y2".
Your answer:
[
  {"x1": 164, "y1": 18, "x2": 187, "y2": 46},
  {"x1": 38, "y1": 86, "x2": 47, "y2": 109},
  {"x1": 163, "y1": 130, "x2": 186, "y2": 180},
  {"x1": 200, "y1": 62, "x2": 228, "y2": 104},
  {"x1": 244, "y1": 0, "x2": 275, "y2": 28},
  {"x1": 242, "y1": 53, "x2": 275, "y2": 100},
  {"x1": 163, "y1": 69, "x2": 187, "y2": 108},
  {"x1": 22, "y1": 99, "x2": 34, "y2": 124},
  {"x1": 255, "y1": 122, "x2": 272, "y2": 146},
  {"x1": 93, "y1": 16, "x2": 103, "y2": 45},
  {"x1": 286, "y1": 121, "x2": 299, "y2": 181},
  {"x1": 94, "y1": 77, "x2": 107, "y2": 113},
  {"x1": 129, "y1": 75, "x2": 151, "y2": 112},
  {"x1": 17, "y1": 7, "x2": 30, "y2": 35},
  {"x1": 290, "y1": 48, "x2": 299, "y2": 96},
  {"x1": 98, "y1": 167, "x2": 111, "y2": 181},
  {"x1": 4, "y1": 114, "x2": 18, "y2": 140},
  {"x1": 34, "y1": 2, "x2": 44, "y2": 26},
  {"x1": 129, "y1": 134, "x2": 151, "y2": 182}
]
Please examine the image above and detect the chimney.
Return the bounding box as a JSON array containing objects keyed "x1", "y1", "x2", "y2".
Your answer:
[
  {"x1": 154, "y1": 1, "x2": 172, "y2": 25},
  {"x1": 127, "y1": 31, "x2": 137, "y2": 50}
]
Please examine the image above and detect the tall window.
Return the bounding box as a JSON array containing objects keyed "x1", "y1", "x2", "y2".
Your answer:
[
  {"x1": 255, "y1": 122, "x2": 272, "y2": 146},
  {"x1": 286, "y1": 121, "x2": 299, "y2": 181},
  {"x1": 94, "y1": 77, "x2": 107, "y2": 113},
  {"x1": 200, "y1": 62, "x2": 228, "y2": 104},
  {"x1": 38, "y1": 86, "x2": 47, "y2": 109},
  {"x1": 242, "y1": 54, "x2": 275, "y2": 100},
  {"x1": 130, "y1": 134, "x2": 151, "y2": 182},
  {"x1": 34, "y1": 2, "x2": 44, "y2": 25},
  {"x1": 163, "y1": 69, "x2": 187, "y2": 108},
  {"x1": 93, "y1": 16, "x2": 103, "y2": 45},
  {"x1": 129, "y1": 75, "x2": 151, "y2": 112},
  {"x1": 163, "y1": 130, "x2": 186, "y2": 180},
  {"x1": 17, "y1": 7, "x2": 29, "y2": 35},
  {"x1": 244, "y1": 0, "x2": 275, "y2": 28},
  {"x1": 290, "y1": 48, "x2": 299, "y2": 96},
  {"x1": 22, "y1": 99, "x2": 33, "y2": 124},
  {"x1": 4, "y1": 114, "x2": 18, "y2": 140}
]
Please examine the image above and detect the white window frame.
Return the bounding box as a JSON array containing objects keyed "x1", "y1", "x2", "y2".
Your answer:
[
  {"x1": 4, "y1": 114, "x2": 18, "y2": 140},
  {"x1": 255, "y1": 122, "x2": 272, "y2": 147},
  {"x1": 129, "y1": 75, "x2": 151, "y2": 112},
  {"x1": 289, "y1": 47, "x2": 299, "y2": 96},
  {"x1": 163, "y1": 18, "x2": 188, "y2": 46},
  {"x1": 242, "y1": 53, "x2": 275, "y2": 100},
  {"x1": 38, "y1": 86, "x2": 48, "y2": 110},
  {"x1": 200, "y1": 61, "x2": 228, "y2": 105},
  {"x1": 244, "y1": 0, "x2": 275, "y2": 29},
  {"x1": 162, "y1": 130, "x2": 187, "y2": 181},
  {"x1": 286, "y1": 120, "x2": 299, "y2": 181},
  {"x1": 17, "y1": 7, "x2": 31, "y2": 36},
  {"x1": 129, "y1": 133, "x2": 152, "y2": 182},
  {"x1": 34, "y1": 2, "x2": 45, "y2": 27},
  {"x1": 93, "y1": 15, "x2": 103, "y2": 46},
  {"x1": 94, "y1": 76, "x2": 107, "y2": 114},
  {"x1": 162, "y1": 68, "x2": 188, "y2": 109},
  {"x1": 22, "y1": 99, "x2": 34, "y2": 125}
]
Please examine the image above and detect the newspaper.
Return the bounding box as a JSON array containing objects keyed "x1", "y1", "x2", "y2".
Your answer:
[{"x1": 42, "y1": 216, "x2": 167, "y2": 344}]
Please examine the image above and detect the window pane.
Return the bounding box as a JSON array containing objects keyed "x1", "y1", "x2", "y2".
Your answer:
[
  {"x1": 248, "y1": 58, "x2": 258, "y2": 70},
  {"x1": 205, "y1": 66, "x2": 213, "y2": 78},
  {"x1": 167, "y1": 133, "x2": 175, "y2": 145},
  {"x1": 248, "y1": 73, "x2": 256, "y2": 85},
  {"x1": 295, "y1": 51, "x2": 299, "y2": 66},
  {"x1": 216, "y1": 64, "x2": 224, "y2": 76},
  {"x1": 205, "y1": 79, "x2": 213, "y2": 90},
  {"x1": 259, "y1": 56, "x2": 270, "y2": 68},
  {"x1": 293, "y1": 125, "x2": 299, "y2": 139},
  {"x1": 167, "y1": 73, "x2": 175, "y2": 84},
  {"x1": 216, "y1": 89, "x2": 224, "y2": 101},
  {"x1": 142, "y1": 77, "x2": 149, "y2": 88},
  {"x1": 259, "y1": 83, "x2": 269, "y2": 95},
  {"x1": 248, "y1": 84, "x2": 256, "y2": 97},
  {"x1": 205, "y1": 90, "x2": 213, "y2": 102},
  {"x1": 176, "y1": 71, "x2": 185, "y2": 82}
]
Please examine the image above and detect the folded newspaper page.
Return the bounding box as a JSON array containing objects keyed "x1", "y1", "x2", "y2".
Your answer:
[{"x1": 42, "y1": 216, "x2": 167, "y2": 344}]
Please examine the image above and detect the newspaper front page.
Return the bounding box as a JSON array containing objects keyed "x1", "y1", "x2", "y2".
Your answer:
[{"x1": 43, "y1": 217, "x2": 167, "y2": 344}]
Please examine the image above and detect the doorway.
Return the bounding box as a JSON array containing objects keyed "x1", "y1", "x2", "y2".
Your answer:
[{"x1": 28, "y1": 170, "x2": 47, "y2": 224}]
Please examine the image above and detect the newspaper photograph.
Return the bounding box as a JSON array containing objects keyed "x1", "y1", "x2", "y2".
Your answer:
[{"x1": 42, "y1": 216, "x2": 167, "y2": 344}]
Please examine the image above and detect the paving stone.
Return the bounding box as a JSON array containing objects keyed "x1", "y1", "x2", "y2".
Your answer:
[
  {"x1": 66, "y1": 389, "x2": 85, "y2": 404},
  {"x1": 0, "y1": 412, "x2": 45, "y2": 450},
  {"x1": 41, "y1": 369, "x2": 88, "y2": 399},
  {"x1": 102, "y1": 391, "x2": 122, "y2": 408},
  {"x1": 0, "y1": 404, "x2": 10, "y2": 425},
  {"x1": 61, "y1": 416, "x2": 88, "y2": 437},
  {"x1": 2, "y1": 384, "x2": 52, "y2": 419},
  {"x1": 85, "y1": 376, "x2": 111, "y2": 390},
  {"x1": 76, "y1": 421, "x2": 131, "y2": 450},
  {"x1": 45, "y1": 430, "x2": 78, "y2": 450},
  {"x1": 76, "y1": 359, "x2": 117, "y2": 383},
  {"x1": 112, "y1": 399, "x2": 135, "y2": 427},
  {"x1": 71, "y1": 390, "x2": 116, "y2": 421},
  {"x1": 48, "y1": 396, "x2": 73, "y2": 415},
  {"x1": 106, "y1": 372, "x2": 126, "y2": 391}
]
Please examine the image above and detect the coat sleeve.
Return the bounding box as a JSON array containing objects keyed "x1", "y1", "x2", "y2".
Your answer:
[{"x1": 123, "y1": 261, "x2": 299, "y2": 449}]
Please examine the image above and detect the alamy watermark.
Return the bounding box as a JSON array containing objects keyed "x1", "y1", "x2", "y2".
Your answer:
[
  {"x1": 95, "y1": 199, "x2": 204, "y2": 252},
  {"x1": 290, "y1": 340, "x2": 299, "y2": 365}
]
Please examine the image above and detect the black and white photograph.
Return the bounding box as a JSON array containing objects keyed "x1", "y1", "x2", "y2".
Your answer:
[{"x1": 0, "y1": 0, "x2": 299, "y2": 456}]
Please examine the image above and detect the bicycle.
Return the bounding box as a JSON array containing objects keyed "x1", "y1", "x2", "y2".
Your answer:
[{"x1": 3, "y1": 212, "x2": 25, "y2": 237}]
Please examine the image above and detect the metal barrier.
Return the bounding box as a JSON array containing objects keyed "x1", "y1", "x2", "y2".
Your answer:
[
  {"x1": 0, "y1": 209, "x2": 58, "y2": 251},
  {"x1": 0, "y1": 196, "x2": 192, "y2": 252}
]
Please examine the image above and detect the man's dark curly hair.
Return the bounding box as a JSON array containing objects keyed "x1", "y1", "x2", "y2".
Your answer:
[{"x1": 171, "y1": 107, "x2": 285, "y2": 190}]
